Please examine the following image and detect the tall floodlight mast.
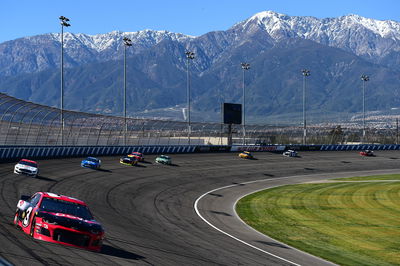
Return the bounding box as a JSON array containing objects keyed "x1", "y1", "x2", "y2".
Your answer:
[
  {"x1": 302, "y1": 69, "x2": 311, "y2": 145},
  {"x1": 185, "y1": 51, "x2": 195, "y2": 145},
  {"x1": 59, "y1": 16, "x2": 70, "y2": 146},
  {"x1": 123, "y1": 37, "x2": 132, "y2": 146},
  {"x1": 361, "y1": 74, "x2": 369, "y2": 140},
  {"x1": 241, "y1": 63, "x2": 250, "y2": 145}
]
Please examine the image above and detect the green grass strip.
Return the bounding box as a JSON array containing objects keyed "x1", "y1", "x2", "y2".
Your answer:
[
  {"x1": 334, "y1": 174, "x2": 400, "y2": 181},
  {"x1": 236, "y1": 177, "x2": 400, "y2": 266}
]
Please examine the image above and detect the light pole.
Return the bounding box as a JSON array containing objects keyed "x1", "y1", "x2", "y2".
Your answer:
[
  {"x1": 59, "y1": 16, "x2": 70, "y2": 146},
  {"x1": 241, "y1": 63, "x2": 250, "y2": 145},
  {"x1": 361, "y1": 74, "x2": 369, "y2": 140},
  {"x1": 302, "y1": 69, "x2": 310, "y2": 145},
  {"x1": 185, "y1": 51, "x2": 195, "y2": 145},
  {"x1": 123, "y1": 37, "x2": 132, "y2": 146}
]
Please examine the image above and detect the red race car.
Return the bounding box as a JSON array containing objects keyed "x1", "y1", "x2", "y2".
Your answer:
[
  {"x1": 13, "y1": 192, "x2": 104, "y2": 252},
  {"x1": 128, "y1": 151, "x2": 144, "y2": 162},
  {"x1": 359, "y1": 150, "x2": 375, "y2": 157}
]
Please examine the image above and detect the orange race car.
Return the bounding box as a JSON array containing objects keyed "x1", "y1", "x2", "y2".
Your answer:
[{"x1": 238, "y1": 151, "x2": 253, "y2": 159}]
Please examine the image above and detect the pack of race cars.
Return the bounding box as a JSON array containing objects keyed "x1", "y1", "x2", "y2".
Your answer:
[
  {"x1": 238, "y1": 149, "x2": 375, "y2": 160},
  {"x1": 11, "y1": 150, "x2": 170, "y2": 252},
  {"x1": 10, "y1": 148, "x2": 378, "y2": 252}
]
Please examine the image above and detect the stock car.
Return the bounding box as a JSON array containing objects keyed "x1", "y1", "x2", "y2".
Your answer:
[
  {"x1": 81, "y1": 157, "x2": 101, "y2": 169},
  {"x1": 360, "y1": 150, "x2": 375, "y2": 156},
  {"x1": 155, "y1": 155, "x2": 171, "y2": 165},
  {"x1": 13, "y1": 192, "x2": 104, "y2": 252},
  {"x1": 14, "y1": 159, "x2": 39, "y2": 178},
  {"x1": 283, "y1": 150, "x2": 298, "y2": 157},
  {"x1": 120, "y1": 156, "x2": 138, "y2": 166},
  {"x1": 128, "y1": 152, "x2": 144, "y2": 162},
  {"x1": 239, "y1": 151, "x2": 253, "y2": 159}
]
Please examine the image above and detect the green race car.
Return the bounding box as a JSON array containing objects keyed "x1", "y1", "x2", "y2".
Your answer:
[{"x1": 155, "y1": 155, "x2": 171, "y2": 165}]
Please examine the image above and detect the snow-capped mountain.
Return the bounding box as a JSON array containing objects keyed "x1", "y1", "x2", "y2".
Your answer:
[
  {"x1": 47, "y1": 29, "x2": 192, "y2": 52},
  {"x1": 234, "y1": 11, "x2": 400, "y2": 63},
  {"x1": 1, "y1": 11, "x2": 400, "y2": 77},
  {"x1": 0, "y1": 30, "x2": 193, "y2": 76},
  {"x1": 0, "y1": 11, "x2": 400, "y2": 123}
]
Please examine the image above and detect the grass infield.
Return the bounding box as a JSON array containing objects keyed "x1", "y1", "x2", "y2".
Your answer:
[{"x1": 236, "y1": 174, "x2": 400, "y2": 266}]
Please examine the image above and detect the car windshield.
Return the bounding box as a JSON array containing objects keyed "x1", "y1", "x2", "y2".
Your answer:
[
  {"x1": 19, "y1": 161, "x2": 37, "y2": 167},
  {"x1": 161, "y1": 155, "x2": 169, "y2": 159},
  {"x1": 86, "y1": 157, "x2": 99, "y2": 163},
  {"x1": 40, "y1": 197, "x2": 93, "y2": 220}
]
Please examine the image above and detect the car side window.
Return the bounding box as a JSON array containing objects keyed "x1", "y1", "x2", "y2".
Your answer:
[{"x1": 30, "y1": 194, "x2": 41, "y2": 207}]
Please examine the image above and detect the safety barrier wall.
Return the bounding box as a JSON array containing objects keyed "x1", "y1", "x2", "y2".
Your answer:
[
  {"x1": 1, "y1": 144, "x2": 400, "y2": 162},
  {"x1": 319, "y1": 144, "x2": 400, "y2": 151},
  {"x1": 0, "y1": 144, "x2": 277, "y2": 161},
  {"x1": 0, "y1": 145, "x2": 198, "y2": 162},
  {"x1": 233, "y1": 144, "x2": 400, "y2": 152}
]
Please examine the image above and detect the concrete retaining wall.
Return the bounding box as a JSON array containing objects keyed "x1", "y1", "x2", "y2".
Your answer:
[{"x1": 1, "y1": 144, "x2": 399, "y2": 162}]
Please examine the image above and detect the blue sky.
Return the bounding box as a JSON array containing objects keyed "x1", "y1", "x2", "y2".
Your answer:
[{"x1": 1, "y1": 0, "x2": 399, "y2": 43}]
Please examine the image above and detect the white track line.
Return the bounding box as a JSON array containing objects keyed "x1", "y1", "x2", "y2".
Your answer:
[{"x1": 193, "y1": 177, "x2": 302, "y2": 266}]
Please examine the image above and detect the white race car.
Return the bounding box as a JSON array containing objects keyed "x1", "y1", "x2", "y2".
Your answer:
[
  {"x1": 14, "y1": 159, "x2": 39, "y2": 177},
  {"x1": 283, "y1": 150, "x2": 298, "y2": 157}
]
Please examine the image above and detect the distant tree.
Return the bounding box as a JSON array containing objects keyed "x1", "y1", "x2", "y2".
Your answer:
[{"x1": 329, "y1": 125, "x2": 344, "y2": 144}]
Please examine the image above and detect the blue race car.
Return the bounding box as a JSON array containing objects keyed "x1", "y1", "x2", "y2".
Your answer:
[{"x1": 81, "y1": 157, "x2": 101, "y2": 169}]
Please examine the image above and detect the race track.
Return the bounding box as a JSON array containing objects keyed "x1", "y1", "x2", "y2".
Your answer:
[{"x1": 0, "y1": 151, "x2": 399, "y2": 265}]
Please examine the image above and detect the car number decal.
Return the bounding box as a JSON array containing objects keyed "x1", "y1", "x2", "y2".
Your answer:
[{"x1": 22, "y1": 206, "x2": 33, "y2": 227}]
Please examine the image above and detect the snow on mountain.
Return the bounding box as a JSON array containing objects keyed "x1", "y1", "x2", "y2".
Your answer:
[
  {"x1": 236, "y1": 11, "x2": 400, "y2": 57},
  {"x1": 1, "y1": 10, "x2": 400, "y2": 78},
  {"x1": 47, "y1": 30, "x2": 192, "y2": 52}
]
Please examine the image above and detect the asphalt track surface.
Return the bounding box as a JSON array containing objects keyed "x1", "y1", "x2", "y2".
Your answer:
[{"x1": 0, "y1": 151, "x2": 399, "y2": 265}]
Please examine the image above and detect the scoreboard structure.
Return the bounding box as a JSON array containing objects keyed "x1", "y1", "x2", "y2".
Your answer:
[{"x1": 222, "y1": 103, "x2": 242, "y2": 125}]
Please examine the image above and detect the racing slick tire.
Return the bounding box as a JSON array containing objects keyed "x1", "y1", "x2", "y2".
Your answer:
[
  {"x1": 29, "y1": 217, "x2": 36, "y2": 237},
  {"x1": 13, "y1": 210, "x2": 20, "y2": 228}
]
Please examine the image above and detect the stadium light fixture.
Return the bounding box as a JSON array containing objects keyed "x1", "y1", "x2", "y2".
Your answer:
[
  {"x1": 123, "y1": 37, "x2": 132, "y2": 146},
  {"x1": 361, "y1": 74, "x2": 369, "y2": 140},
  {"x1": 241, "y1": 63, "x2": 250, "y2": 146},
  {"x1": 302, "y1": 69, "x2": 311, "y2": 145},
  {"x1": 59, "y1": 16, "x2": 70, "y2": 146},
  {"x1": 185, "y1": 51, "x2": 195, "y2": 145}
]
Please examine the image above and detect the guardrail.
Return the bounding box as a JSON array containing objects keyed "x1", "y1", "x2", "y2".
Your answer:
[{"x1": 1, "y1": 144, "x2": 400, "y2": 162}]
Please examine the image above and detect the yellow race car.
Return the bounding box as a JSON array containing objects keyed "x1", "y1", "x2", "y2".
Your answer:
[
  {"x1": 120, "y1": 156, "x2": 138, "y2": 166},
  {"x1": 238, "y1": 151, "x2": 253, "y2": 159}
]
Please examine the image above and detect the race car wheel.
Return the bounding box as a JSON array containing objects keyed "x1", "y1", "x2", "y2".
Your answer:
[
  {"x1": 13, "y1": 210, "x2": 20, "y2": 227},
  {"x1": 29, "y1": 217, "x2": 36, "y2": 237}
]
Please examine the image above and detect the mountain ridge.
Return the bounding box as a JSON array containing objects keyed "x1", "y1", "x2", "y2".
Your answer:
[{"x1": 1, "y1": 11, "x2": 400, "y2": 124}]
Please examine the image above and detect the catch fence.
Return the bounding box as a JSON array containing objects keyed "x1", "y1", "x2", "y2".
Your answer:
[{"x1": 0, "y1": 93, "x2": 398, "y2": 146}]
